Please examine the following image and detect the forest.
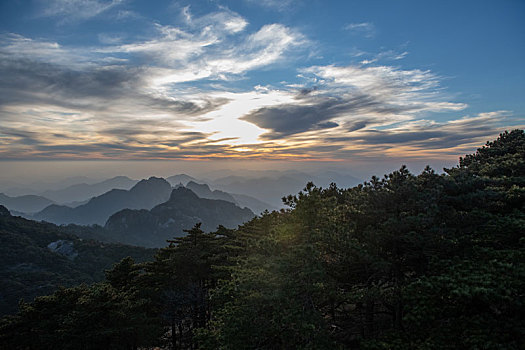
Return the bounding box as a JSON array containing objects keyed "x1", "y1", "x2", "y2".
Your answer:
[{"x1": 0, "y1": 130, "x2": 523, "y2": 349}]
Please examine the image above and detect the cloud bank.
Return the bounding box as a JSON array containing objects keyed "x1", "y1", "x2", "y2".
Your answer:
[{"x1": 0, "y1": 6, "x2": 519, "y2": 162}]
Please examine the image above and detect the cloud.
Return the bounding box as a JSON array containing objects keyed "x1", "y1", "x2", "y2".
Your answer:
[
  {"x1": 0, "y1": 7, "x2": 519, "y2": 163},
  {"x1": 241, "y1": 63, "x2": 466, "y2": 139},
  {"x1": 183, "y1": 6, "x2": 248, "y2": 34},
  {"x1": 38, "y1": 0, "x2": 124, "y2": 23},
  {"x1": 0, "y1": 9, "x2": 307, "y2": 160},
  {"x1": 245, "y1": 0, "x2": 297, "y2": 11},
  {"x1": 105, "y1": 21, "x2": 305, "y2": 84},
  {"x1": 344, "y1": 22, "x2": 376, "y2": 38}
]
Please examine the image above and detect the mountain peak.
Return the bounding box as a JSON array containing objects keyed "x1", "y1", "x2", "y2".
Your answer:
[
  {"x1": 166, "y1": 174, "x2": 197, "y2": 186},
  {"x1": 130, "y1": 177, "x2": 171, "y2": 193},
  {"x1": 187, "y1": 181, "x2": 211, "y2": 191},
  {"x1": 168, "y1": 187, "x2": 199, "y2": 201}
]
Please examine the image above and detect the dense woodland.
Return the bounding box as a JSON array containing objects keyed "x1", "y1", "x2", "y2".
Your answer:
[
  {"x1": 0, "y1": 212, "x2": 155, "y2": 316},
  {"x1": 0, "y1": 130, "x2": 523, "y2": 349}
]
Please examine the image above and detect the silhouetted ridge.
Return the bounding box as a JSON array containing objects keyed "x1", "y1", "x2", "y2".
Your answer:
[
  {"x1": 130, "y1": 177, "x2": 171, "y2": 194},
  {"x1": 40, "y1": 176, "x2": 137, "y2": 204},
  {"x1": 168, "y1": 186, "x2": 200, "y2": 201},
  {"x1": 32, "y1": 177, "x2": 172, "y2": 225},
  {"x1": 166, "y1": 174, "x2": 197, "y2": 186},
  {"x1": 0, "y1": 193, "x2": 54, "y2": 213},
  {"x1": 0, "y1": 205, "x2": 11, "y2": 217},
  {"x1": 185, "y1": 181, "x2": 237, "y2": 203},
  {"x1": 104, "y1": 188, "x2": 255, "y2": 247}
]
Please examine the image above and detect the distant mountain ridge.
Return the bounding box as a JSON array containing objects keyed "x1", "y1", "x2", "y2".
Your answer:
[
  {"x1": 210, "y1": 171, "x2": 362, "y2": 208},
  {"x1": 105, "y1": 187, "x2": 255, "y2": 247},
  {"x1": 40, "y1": 176, "x2": 138, "y2": 204},
  {"x1": 0, "y1": 193, "x2": 54, "y2": 213},
  {"x1": 186, "y1": 181, "x2": 237, "y2": 203},
  {"x1": 166, "y1": 174, "x2": 197, "y2": 186},
  {"x1": 32, "y1": 177, "x2": 172, "y2": 226}
]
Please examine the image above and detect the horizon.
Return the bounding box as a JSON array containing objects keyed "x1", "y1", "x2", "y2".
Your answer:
[
  {"x1": 1, "y1": 156, "x2": 463, "y2": 187},
  {"x1": 0, "y1": 0, "x2": 523, "y2": 183}
]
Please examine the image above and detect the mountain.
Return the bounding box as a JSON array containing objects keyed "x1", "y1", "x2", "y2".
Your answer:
[
  {"x1": 0, "y1": 205, "x2": 154, "y2": 316},
  {"x1": 40, "y1": 176, "x2": 138, "y2": 204},
  {"x1": 32, "y1": 177, "x2": 172, "y2": 226},
  {"x1": 186, "y1": 181, "x2": 237, "y2": 203},
  {"x1": 178, "y1": 180, "x2": 275, "y2": 214},
  {"x1": 230, "y1": 193, "x2": 277, "y2": 214},
  {"x1": 211, "y1": 172, "x2": 362, "y2": 208},
  {"x1": 309, "y1": 170, "x2": 362, "y2": 188},
  {"x1": 181, "y1": 180, "x2": 275, "y2": 214},
  {"x1": 105, "y1": 187, "x2": 255, "y2": 247},
  {"x1": 166, "y1": 174, "x2": 198, "y2": 186},
  {"x1": 1, "y1": 176, "x2": 99, "y2": 197},
  {"x1": 210, "y1": 175, "x2": 308, "y2": 208},
  {"x1": 0, "y1": 193, "x2": 54, "y2": 213}
]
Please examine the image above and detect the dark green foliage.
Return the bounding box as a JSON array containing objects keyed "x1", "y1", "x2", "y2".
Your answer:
[
  {"x1": 0, "y1": 212, "x2": 154, "y2": 316},
  {"x1": 202, "y1": 130, "x2": 525, "y2": 349},
  {"x1": 0, "y1": 282, "x2": 162, "y2": 350}
]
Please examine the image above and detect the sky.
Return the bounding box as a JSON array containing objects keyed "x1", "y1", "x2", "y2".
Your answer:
[{"x1": 0, "y1": 0, "x2": 524, "y2": 182}]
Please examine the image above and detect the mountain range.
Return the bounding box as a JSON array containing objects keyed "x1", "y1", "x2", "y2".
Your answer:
[
  {"x1": 105, "y1": 187, "x2": 255, "y2": 247},
  {"x1": 209, "y1": 171, "x2": 362, "y2": 208},
  {"x1": 40, "y1": 176, "x2": 138, "y2": 204},
  {"x1": 3, "y1": 171, "x2": 361, "y2": 226},
  {"x1": 166, "y1": 173, "x2": 198, "y2": 186},
  {"x1": 0, "y1": 193, "x2": 54, "y2": 213},
  {"x1": 32, "y1": 177, "x2": 172, "y2": 226},
  {"x1": 185, "y1": 181, "x2": 276, "y2": 214}
]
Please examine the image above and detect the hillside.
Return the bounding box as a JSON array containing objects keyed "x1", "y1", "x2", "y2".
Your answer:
[
  {"x1": 0, "y1": 206, "x2": 155, "y2": 316},
  {"x1": 104, "y1": 187, "x2": 255, "y2": 247}
]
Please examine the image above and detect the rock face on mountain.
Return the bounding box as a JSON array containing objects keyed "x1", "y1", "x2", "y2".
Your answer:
[
  {"x1": 32, "y1": 177, "x2": 172, "y2": 226},
  {"x1": 40, "y1": 176, "x2": 138, "y2": 204},
  {"x1": 105, "y1": 187, "x2": 255, "y2": 248},
  {"x1": 0, "y1": 193, "x2": 54, "y2": 213}
]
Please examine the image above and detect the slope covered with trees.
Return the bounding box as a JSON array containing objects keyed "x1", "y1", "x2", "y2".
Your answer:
[
  {"x1": 0, "y1": 208, "x2": 155, "y2": 316},
  {"x1": 1, "y1": 130, "x2": 523, "y2": 349}
]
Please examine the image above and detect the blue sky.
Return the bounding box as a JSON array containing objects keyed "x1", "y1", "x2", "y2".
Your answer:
[{"x1": 0, "y1": 0, "x2": 523, "y2": 171}]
